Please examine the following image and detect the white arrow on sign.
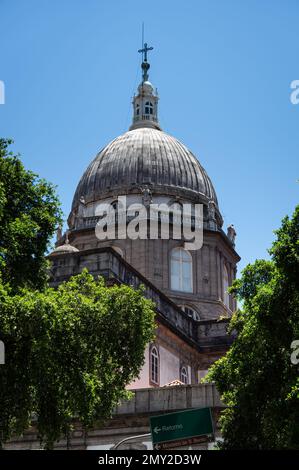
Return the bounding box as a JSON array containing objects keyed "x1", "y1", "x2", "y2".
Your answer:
[{"x1": 154, "y1": 426, "x2": 161, "y2": 434}]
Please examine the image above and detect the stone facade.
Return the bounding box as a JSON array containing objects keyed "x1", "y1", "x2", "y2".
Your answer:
[
  {"x1": 57, "y1": 225, "x2": 239, "y2": 321},
  {"x1": 5, "y1": 384, "x2": 223, "y2": 450},
  {"x1": 49, "y1": 247, "x2": 235, "y2": 388},
  {"x1": 49, "y1": 51, "x2": 240, "y2": 390}
]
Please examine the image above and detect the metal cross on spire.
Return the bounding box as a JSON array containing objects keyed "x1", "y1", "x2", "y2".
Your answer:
[
  {"x1": 138, "y1": 42, "x2": 153, "y2": 62},
  {"x1": 138, "y1": 42, "x2": 153, "y2": 82}
]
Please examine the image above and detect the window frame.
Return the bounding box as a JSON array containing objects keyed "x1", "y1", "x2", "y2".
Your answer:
[
  {"x1": 170, "y1": 248, "x2": 193, "y2": 293},
  {"x1": 144, "y1": 101, "x2": 153, "y2": 115},
  {"x1": 149, "y1": 345, "x2": 159, "y2": 386}
]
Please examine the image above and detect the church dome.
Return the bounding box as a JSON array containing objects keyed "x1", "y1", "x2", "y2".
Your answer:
[
  {"x1": 71, "y1": 127, "x2": 219, "y2": 212},
  {"x1": 70, "y1": 45, "x2": 221, "y2": 228},
  {"x1": 49, "y1": 241, "x2": 79, "y2": 257}
]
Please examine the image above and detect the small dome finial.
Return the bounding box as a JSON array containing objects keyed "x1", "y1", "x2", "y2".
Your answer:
[{"x1": 130, "y1": 40, "x2": 161, "y2": 131}]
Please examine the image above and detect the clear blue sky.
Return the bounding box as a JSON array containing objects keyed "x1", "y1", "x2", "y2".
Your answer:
[{"x1": 1, "y1": 0, "x2": 298, "y2": 273}]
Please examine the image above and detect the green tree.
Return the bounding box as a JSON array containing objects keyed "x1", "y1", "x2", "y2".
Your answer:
[
  {"x1": 0, "y1": 139, "x2": 61, "y2": 291},
  {"x1": 206, "y1": 206, "x2": 299, "y2": 449},
  {"x1": 0, "y1": 270, "x2": 155, "y2": 449},
  {"x1": 0, "y1": 139, "x2": 155, "y2": 449}
]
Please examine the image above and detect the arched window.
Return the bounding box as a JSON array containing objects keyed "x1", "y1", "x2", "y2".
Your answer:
[
  {"x1": 223, "y1": 264, "x2": 230, "y2": 309},
  {"x1": 136, "y1": 104, "x2": 140, "y2": 116},
  {"x1": 180, "y1": 366, "x2": 188, "y2": 384},
  {"x1": 150, "y1": 346, "x2": 159, "y2": 385},
  {"x1": 180, "y1": 305, "x2": 200, "y2": 321},
  {"x1": 145, "y1": 101, "x2": 153, "y2": 115},
  {"x1": 170, "y1": 248, "x2": 193, "y2": 292}
]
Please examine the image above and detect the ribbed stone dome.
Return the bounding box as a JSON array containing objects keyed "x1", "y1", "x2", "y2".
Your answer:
[
  {"x1": 49, "y1": 242, "x2": 79, "y2": 257},
  {"x1": 71, "y1": 128, "x2": 218, "y2": 211}
]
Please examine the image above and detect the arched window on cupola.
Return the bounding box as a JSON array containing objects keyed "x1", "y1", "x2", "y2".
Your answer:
[
  {"x1": 136, "y1": 103, "x2": 140, "y2": 116},
  {"x1": 145, "y1": 101, "x2": 153, "y2": 115},
  {"x1": 170, "y1": 248, "x2": 193, "y2": 293}
]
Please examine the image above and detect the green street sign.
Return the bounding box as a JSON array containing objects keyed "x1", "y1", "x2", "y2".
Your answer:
[{"x1": 150, "y1": 407, "x2": 214, "y2": 446}]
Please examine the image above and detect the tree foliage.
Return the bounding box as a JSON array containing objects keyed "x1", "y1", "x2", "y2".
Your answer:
[
  {"x1": 206, "y1": 206, "x2": 299, "y2": 449},
  {"x1": 0, "y1": 139, "x2": 156, "y2": 448},
  {"x1": 0, "y1": 270, "x2": 155, "y2": 448},
  {"x1": 0, "y1": 139, "x2": 62, "y2": 291}
]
